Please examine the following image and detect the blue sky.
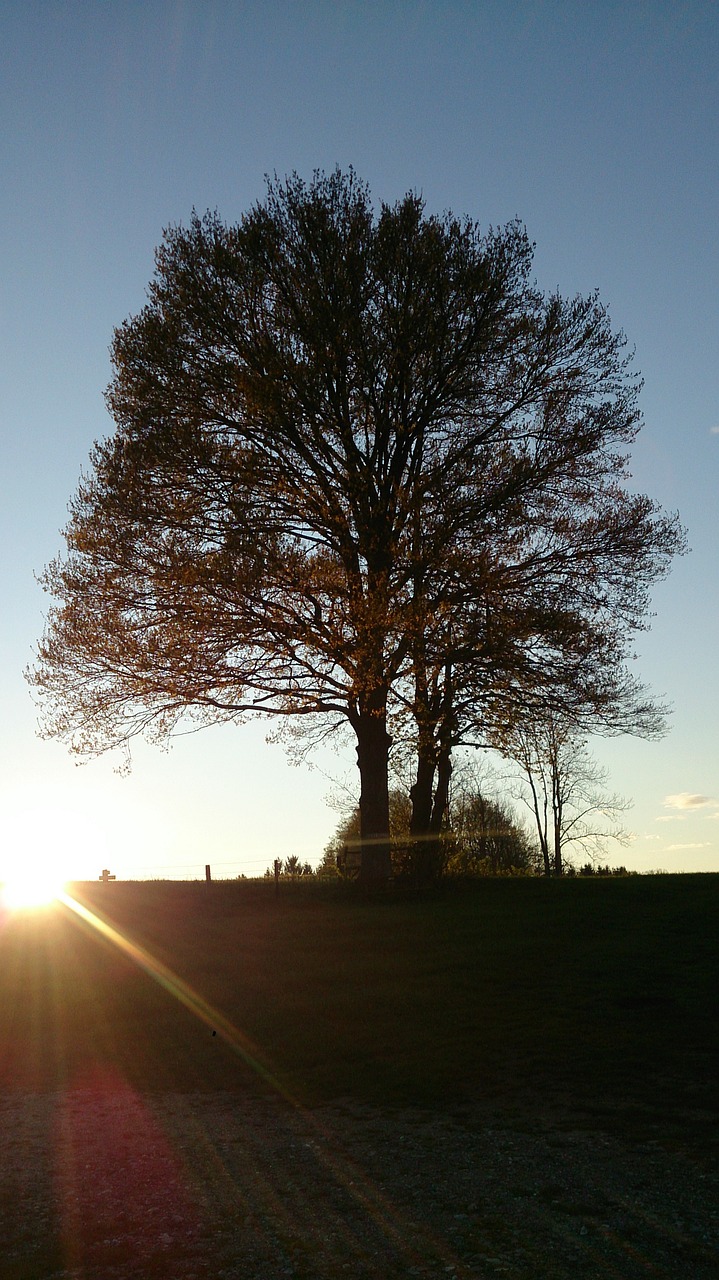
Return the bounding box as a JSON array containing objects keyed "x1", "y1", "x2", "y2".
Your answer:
[{"x1": 1, "y1": 0, "x2": 717, "y2": 881}]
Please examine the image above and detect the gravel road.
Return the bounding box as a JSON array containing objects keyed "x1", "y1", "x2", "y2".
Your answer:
[{"x1": 2, "y1": 1083, "x2": 717, "y2": 1279}]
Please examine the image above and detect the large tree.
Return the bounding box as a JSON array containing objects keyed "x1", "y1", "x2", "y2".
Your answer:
[{"x1": 29, "y1": 170, "x2": 684, "y2": 884}]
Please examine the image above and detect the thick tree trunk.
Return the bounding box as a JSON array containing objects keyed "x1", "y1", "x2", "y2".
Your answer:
[
  {"x1": 409, "y1": 658, "x2": 454, "y2": 886},
  {"x1": 420, "y1": 743, "x2": 451, "y2": 884},
  {"x1": 355, "y1": 698, "x2": 392, "y2": 887},
  {"x1": 410, "y1": 750, "x2": 435, "y2": 835},
  {"x1": 409, "y1": 744, "x2": 437, "y2": 888},
  {"x1": 408, "y1": 742, "x2": 452, "y2": 887}
]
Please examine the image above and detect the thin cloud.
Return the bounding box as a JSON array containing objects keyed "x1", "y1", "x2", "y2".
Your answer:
[
  {"x1": 666, "y1": 841, "x2": 713, "y2": 851},
  {"x1": 711, "y1": 426, "x2": 719, "y2": 435},
  {"x1": 656, "y1": 815, "x2": 685, "y2": 823},
  {"x1": 663, "y1": 792, "x2": 717, "y2": 810}
]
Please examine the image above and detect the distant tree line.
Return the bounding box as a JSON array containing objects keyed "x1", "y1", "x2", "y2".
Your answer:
[{"x1": 264, "y1": 855, "x2": 314, "y2": 879}]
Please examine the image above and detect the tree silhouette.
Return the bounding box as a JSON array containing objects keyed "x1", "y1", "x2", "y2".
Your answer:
[
  {"x1": 29, "y1": 170, "x2": 685, "y2": 886},
  {"x1": 505, "y1": 714, "x2": 632, "y2": 875}
]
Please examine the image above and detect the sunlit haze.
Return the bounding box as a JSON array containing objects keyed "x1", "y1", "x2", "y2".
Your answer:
[{"x1": 1, "y1": 2, "x2": 717, "y2": 881}]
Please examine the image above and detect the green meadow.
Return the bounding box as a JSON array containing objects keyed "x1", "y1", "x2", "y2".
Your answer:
[{"x1": 2, "y1": 875, "x2": 717, "y2": 1140}]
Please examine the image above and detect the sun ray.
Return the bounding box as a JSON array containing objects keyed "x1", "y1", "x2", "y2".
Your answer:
[
  {"x1": 57, "y1": 890, "x2": 282, "y2": 1093},
  {"x1": 54, "y1": 888, "x2": 464, "y2": 1271}
]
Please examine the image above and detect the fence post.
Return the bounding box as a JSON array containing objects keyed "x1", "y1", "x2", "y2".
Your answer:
[{"x1": 205, "y1": 864, "x2": 211, "y2": 884}]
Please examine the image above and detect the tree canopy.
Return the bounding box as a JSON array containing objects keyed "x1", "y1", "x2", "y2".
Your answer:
[{"x1": 29, "y1": 169, "x2": 686, "y2": 884}]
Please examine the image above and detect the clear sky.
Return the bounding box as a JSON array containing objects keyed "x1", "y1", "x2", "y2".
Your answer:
[{"x1": 1, "y1": 0, "x2": 717, "y2": 883}]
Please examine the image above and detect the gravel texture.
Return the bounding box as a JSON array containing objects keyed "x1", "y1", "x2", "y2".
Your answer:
[{"x1": 1, "y1": 1084, "x2": 717, "y2": 1279}]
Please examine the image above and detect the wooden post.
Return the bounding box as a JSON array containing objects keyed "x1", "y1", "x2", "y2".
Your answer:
[
  {"x1": 98, "y1": 869, "x2": 116, "y2": 884},
  {"x1": 205, "y1": 864, "x2": 211, "y2": 884},
  {"x1": 273, "y1": 858, "x2": 281, "y2": 897}
]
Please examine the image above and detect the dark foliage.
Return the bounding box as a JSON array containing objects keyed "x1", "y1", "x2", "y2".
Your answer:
[{"x1": 29, "y1": 170, "x2": 685, "y2": 886}]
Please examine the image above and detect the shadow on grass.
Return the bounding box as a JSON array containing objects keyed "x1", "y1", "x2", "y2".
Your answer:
[{"x1": 1, "y1": 875, "x2": 717, "y2": 1141}]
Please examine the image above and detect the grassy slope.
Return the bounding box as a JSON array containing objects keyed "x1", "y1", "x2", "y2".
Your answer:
[{"x1": 1, "y1": 876, "x2": 717, "y2": 1133}]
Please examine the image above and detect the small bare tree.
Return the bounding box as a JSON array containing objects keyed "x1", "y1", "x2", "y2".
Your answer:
[{"x1": 504, "y1": 716, "x2": 631, "y2": 876}]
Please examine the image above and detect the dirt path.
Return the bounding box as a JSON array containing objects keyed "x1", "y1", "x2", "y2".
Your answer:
[{"x1": 2, "y1": 1085, "x2": 717, "y2": 1279}]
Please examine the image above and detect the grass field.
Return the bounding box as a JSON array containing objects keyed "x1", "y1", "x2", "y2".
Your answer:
[
  {"x1": 1, "y1": 875, "x2": 718, "y2": 1279},
  {"x1": 2, "y1": 874, "x2": 717, "y2": 1137}
]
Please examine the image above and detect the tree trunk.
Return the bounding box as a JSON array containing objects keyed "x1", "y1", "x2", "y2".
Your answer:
[
  {"x1": 430, "y1": 744, "x2": 452, "y2": 835},
  {"x1": 420, "y1": 742, "x2": 451, "y2": 883},
  {"x1": 409, "y1": 738, "x2": 452, "y2": 887},
  {"x1": 409, "y1": 660, "x2": 454, "y2": 887},
  {"x1": 553, "y1": 794, "x2": 563, "y2": 876},
  {"x1": 553, "y1": 822, "x2": 563, "y2": 876},
  {"x1": 425, "y1": 665, "x2": 454, "y2": 882},
  {"x1": 410, "y1": 749, "x2": 435, "y2": 834},
  {"x1": 409, "y1": 744, "x2": 437, "y2": 888},
  {"x1": 355, "y1": 697, "x2": 392, "y2": 887}
]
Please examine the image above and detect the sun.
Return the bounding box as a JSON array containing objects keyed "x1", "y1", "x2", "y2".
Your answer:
[
  {"x1": 2, "y1": 867, "x2": 66, "y2": 911},
  {"x1": 1, "y1": 843, "x2": 68, "y2": 909},
  {"x1": 0, "y1": 792, "x2": 98, "y2": 912}
]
